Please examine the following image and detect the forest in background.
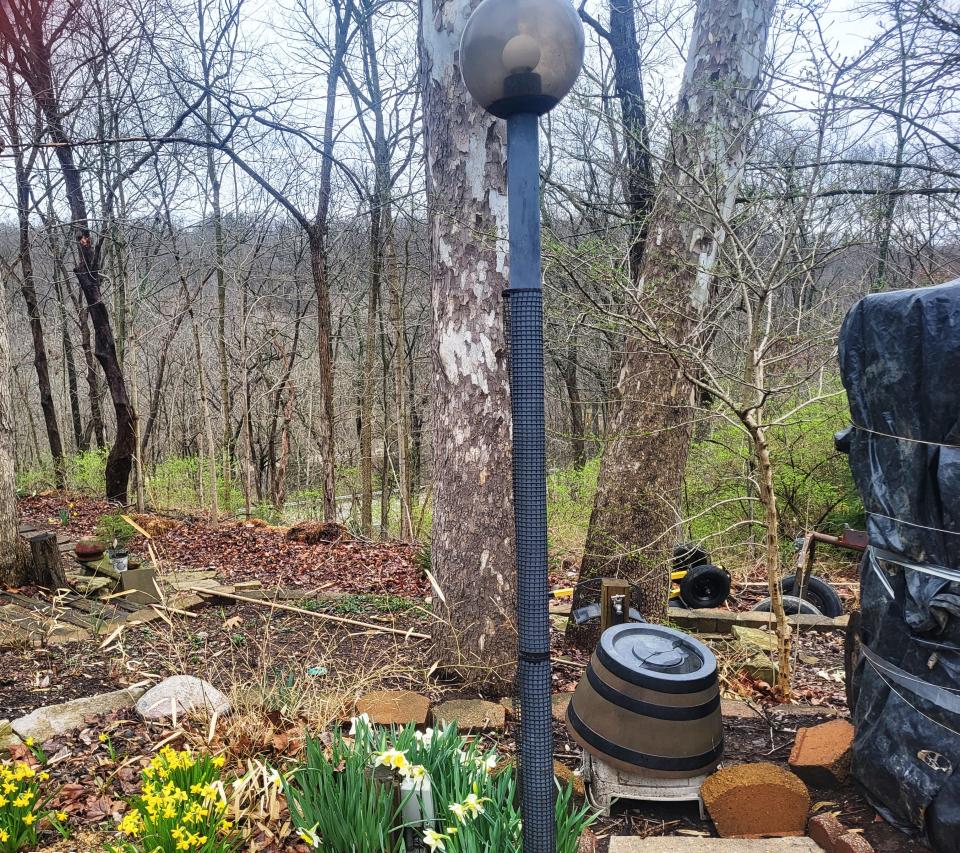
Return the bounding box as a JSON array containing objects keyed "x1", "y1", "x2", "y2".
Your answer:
[{"x1": 0, "y1": 0, "x2": 957, "y2": 635}]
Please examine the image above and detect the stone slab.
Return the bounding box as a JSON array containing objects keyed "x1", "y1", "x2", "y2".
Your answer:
[
  {"x1": 355, "y1": 690, "x2": 430, "y2": 726},
  {"x1": 433, "y1": 698, "x2": 506, "y2": 731},
  {"x1": 721, "y1": 699, "x2": 762, "y2": 719},
  {"x1": 12, "y1": 687, "x2": 146, "y2": 743},
  {"x1": 609, "y1": 839, "x2": 820, "y2": 852},
  {"x1": 732, "y1": 625, "x2": 780, "y2": 653}
]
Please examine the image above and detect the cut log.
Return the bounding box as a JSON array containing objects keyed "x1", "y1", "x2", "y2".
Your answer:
[{"x1": 27, "y1": 533, "x2": 67, "y2": 589}]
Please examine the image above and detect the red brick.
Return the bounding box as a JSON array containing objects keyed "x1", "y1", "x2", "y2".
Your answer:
[
  {"x1": 835, "y1": 832, "x2": 874, "y2": 853},
  {"x1": 701, "y1": 762, "x2": 810, "y2": 838},
  {"x1": 808, "y1": 812, "x2": 846, "y2": 851},
  {"x1": 788, "y1": 719, "x2": 855, "y2": 787}
]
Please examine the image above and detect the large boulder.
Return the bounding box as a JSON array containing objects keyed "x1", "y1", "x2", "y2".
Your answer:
[{"x1": 136, "y1": 676, "x2": 230, "y2": 721}]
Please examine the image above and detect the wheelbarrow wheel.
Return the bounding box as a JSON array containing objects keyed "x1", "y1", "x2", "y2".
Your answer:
[
  {"x1": 779, "y1": 574, "x2": 844, "y2": 618},
  {"x1": 679, "y1": 563, "x2": 731, "y2": 609},
  {"x1": 751, "y1": 595, "x2": 823, "y2": 616}
]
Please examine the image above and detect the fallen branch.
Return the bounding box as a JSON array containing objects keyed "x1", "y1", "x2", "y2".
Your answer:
[{"x1": 182, "y1": 585, "x2": 431, "y2": 641}]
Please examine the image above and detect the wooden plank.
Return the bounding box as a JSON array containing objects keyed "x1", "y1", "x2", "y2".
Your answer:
[
  {"x1": 667, "y1": 606, "x2": 848, "y2": 635},
  {"x1": 184, "y1": 585, "x2": 431, "y2": 640},
  {"x1": 0, "y1": 592, "x2": 100, "y2": 630}
]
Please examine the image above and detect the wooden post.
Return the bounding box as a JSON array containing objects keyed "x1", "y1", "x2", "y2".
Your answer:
[
  {"x1": 27, "y1": 532, "x2": 67, "y2": 589},
  {"x1": 600, "y1": 578, "x2": 631, "y2": 632}
]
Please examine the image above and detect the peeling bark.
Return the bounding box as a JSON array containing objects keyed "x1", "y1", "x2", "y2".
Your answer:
[
  {"x1": 420, "y1": 0, "x2": 517, "y2": 690},
  {"x1": 571, "y1": 0, "x2": 776, "y2": 642}
]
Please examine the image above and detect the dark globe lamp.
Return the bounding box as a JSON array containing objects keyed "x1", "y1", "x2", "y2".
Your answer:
[
  {"x1": 460, "y1": 0, "x2": 585, "y2": 119},
  {"x1": 460, "y1": 2, "x2": 584, "y2": 852}
]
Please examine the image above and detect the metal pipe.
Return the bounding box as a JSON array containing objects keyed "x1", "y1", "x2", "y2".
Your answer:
[{"x1": 506, "y1": 110, "x2": 554, "y2": 853}]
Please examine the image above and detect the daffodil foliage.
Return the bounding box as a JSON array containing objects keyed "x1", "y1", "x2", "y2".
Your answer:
[
  {"x1": 0, "y1": 759, "x2": 60, "y2": 853},
  {"x1": 284, "y1": 715, "x2": 594, "y2": 852},
  {"x1": 111, "y1": 747, "x2": 239, "y2": 853}
]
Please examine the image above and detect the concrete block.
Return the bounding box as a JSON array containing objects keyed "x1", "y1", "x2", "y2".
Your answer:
[
  {"x1": 834, "y1": 834, "x2": 873, "y2": 853},
  {"x1": 788, "y1": 720, "x2": 854, "y2": 787},
  {"x1": 808, "y1": 813, "x2": 845, "y2": 851},
  {"x1": 702, "y1": 763, "x2": 810, "y2": 839}
]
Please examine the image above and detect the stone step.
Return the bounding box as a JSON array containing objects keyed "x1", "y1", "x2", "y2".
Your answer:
[{"x1": 608, "y1": 838, "x2": 821, "y2": 852}]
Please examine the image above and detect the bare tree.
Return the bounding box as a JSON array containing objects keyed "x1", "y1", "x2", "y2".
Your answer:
[{"x1": 570, "y1": 0, "x2": 777, "y2": 635}]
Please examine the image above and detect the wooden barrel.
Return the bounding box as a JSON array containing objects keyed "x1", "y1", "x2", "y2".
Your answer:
[{"x1": 566, "y1": 623, "x2": 723, "y2": 778}]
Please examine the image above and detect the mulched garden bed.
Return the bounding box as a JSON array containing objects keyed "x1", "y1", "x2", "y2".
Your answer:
[{"x1": 8, "y1": 495, "x2": 920, "y2": 852}]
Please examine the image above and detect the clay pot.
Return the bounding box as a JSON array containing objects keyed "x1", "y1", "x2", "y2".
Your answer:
[{"x1": 75, "y1": 537, "x2": 107, "y2": 562}]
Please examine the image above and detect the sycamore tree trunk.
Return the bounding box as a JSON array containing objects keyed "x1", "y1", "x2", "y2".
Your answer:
[
  {"x1": 420, "y1": 0, "x2": 517, "y2": 691},
  {"x1": 0, "y1": 283, "x2": 29, "y2": 586},
  {"x1": 570, "y1": 0, "x2": 775, "y2": 643}
]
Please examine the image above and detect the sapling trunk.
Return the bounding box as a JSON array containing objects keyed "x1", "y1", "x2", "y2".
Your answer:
[{"x1": 750, "y1": 420, "x2": 791, "y2": 697}]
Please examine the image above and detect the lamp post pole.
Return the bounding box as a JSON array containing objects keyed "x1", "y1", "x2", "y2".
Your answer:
[
  {"x1": 458, "y1": 4, "x2": 583, "y2": 849},
  {"x1": 505, "y1": 109, "x2": 554, "y2": 853}
]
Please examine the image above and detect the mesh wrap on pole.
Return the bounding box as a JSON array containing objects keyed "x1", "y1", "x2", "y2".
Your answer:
[{"x1": 506, "y1": 109, "x2": 555, "y2": 853}]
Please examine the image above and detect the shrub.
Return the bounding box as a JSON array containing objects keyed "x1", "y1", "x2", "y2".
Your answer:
[
  {"x1": 67, "y1": 449, "x2": 108, "y2": 495},
  {"x1": 283, "y1": 717, "x2": 594, "y2": 852},
  {"x1": 112, "y1": 746, "x2": 239, "y2": 853},
  {"x1": 96, "y1": 513, "x2": 137, "y2": 549}
]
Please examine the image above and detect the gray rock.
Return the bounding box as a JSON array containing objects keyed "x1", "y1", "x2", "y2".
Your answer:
[
  {"x1": 11, "y1": 687, "x2": 145, "y2": 743},
  {"x1": 0, "y1": 718, "x2": 22, "y2": 750},
  {"x1": 741, "y1": 653, "x2": 779, "y2": 685},
  {"x1": 136, "y1": 676, "x2": 230, "y2": 721}
]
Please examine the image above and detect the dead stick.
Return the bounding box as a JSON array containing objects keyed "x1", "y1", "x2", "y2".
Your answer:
[{"x1": 183, "y1": 585, "x2": 431, "y2": 640}]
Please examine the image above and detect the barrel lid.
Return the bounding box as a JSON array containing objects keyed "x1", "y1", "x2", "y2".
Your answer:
[{"x1": 597, "y1": 623, "x2": 717, "y2": 693}]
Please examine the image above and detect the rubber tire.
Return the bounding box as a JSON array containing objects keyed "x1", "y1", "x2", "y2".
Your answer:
[
  {"x1": 673, "y1": 542, "x2": 711, "y2": 572},
  {"x1": 751, "y1": 595, "x2": 823, "y2": 616},
  {"x1": 779, "y1": 574, "x2": 844, "y2": 618},
  {"x1": 679, "y1": 563, "x2": 731, "y2": 609}
]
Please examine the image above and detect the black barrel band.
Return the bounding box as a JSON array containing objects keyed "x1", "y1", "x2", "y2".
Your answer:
[
  {"x1": 567, "y1": 702, "x2": 723, "y2": 772},
  {"x1": 596, "y1": 645, "x2": 716, "y2": 694},
  {"x1": 586, "y1": 665, "x2": 720, "y2": 721},
  {"x1": 518, "y1": 650, "x2": 551, "y2": 663}
]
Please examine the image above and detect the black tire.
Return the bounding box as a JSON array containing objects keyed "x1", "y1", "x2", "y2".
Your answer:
[
  {"x1": 679, "y1": 564, "x2": 731, "y2": 609},
  {"x1": 779, "y1": 574, "x2": 844, "y2": 618},
  {"x1": 673, "y1": 542, "x2": 711, "y2": 572},
  {"x1": 751, "y1": 595, "x2": 823, "y2": 616}
]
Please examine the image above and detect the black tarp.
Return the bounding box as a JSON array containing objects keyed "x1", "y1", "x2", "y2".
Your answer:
[{"x1": 839, "y1": 279, "x2": 960, "y2": 853}]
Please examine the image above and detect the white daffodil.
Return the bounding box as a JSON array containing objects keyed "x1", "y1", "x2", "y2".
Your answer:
[
  {"x1": 423, "y1": 829, "x2": 448, "y2": 851},
  {"x1": 373, "y1": 748, "x2": 410, "y2": 773},
  {"x1": 297, "y1": 825, "x2": 321, "y2": 847},
  {"x1": 462, "y1": 793, "x2": 486, "y2": 816},
  {"x1": 400, "y1": 763, "x2": 428, "y2": 781},
  {"x1": 348, "y1": 712, "x2": 371, "y2": 735},
  {"x1": 414, "y1": 727, "x2": 435, "y2": 747}
]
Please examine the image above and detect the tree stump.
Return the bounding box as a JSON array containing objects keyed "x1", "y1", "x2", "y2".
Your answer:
[{"x1": 27, "y1": 533, "x2": 67, "y2": 589}]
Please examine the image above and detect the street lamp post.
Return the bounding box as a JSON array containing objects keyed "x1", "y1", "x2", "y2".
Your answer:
[{"x1": 460, "y1": 3, "x2": 584, "y2": 850}]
